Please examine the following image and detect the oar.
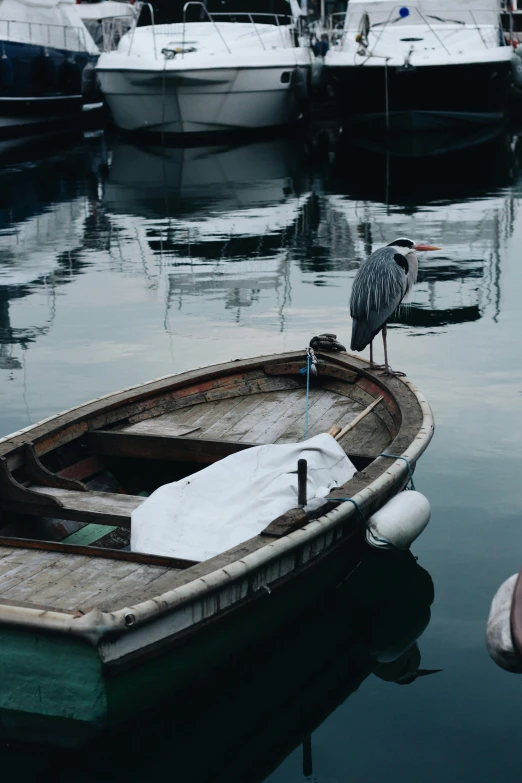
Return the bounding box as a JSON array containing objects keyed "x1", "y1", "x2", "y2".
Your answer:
[{"x1": 328, "y1": 395, "x2": 384, "y2": 441}]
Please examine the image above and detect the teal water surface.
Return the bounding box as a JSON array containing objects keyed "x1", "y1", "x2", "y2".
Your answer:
[{"x1": 0, "y1": 127, "x2": 521, "y2": 780}]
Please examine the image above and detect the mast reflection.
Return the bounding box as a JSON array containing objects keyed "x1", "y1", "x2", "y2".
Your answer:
[{"x1": 0, "y1": 140, "x2": 105, "y2": 372}]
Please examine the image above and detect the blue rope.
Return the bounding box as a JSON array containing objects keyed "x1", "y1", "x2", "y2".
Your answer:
[
  {"x1": 325, "y1": 495, "x2": 394, "y2": 548},
  {"x1": 305, "y1": 353, "x2": 311, "y2": 439},
  {"x1": 378, "y1": 453, "x2": 416, "y2": 490},
  {"x1": 325, "y1": 496, "x2": 365, "y2": 523},
  {"x1": 299, "y1": 353, "x2": 311, "y2": 440}
]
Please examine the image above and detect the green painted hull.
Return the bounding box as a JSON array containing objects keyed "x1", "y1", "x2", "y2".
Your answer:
[
  {"x1": 0, "y1": 630, "x2": 104, "y2": 745},
  {"x1": 0, "y1": 534, "x2": 431, "y2": 748}
]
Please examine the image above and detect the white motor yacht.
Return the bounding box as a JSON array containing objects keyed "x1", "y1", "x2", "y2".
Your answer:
[
  {"x1": 324, "y1": 0, "x2": 517, "y2": 131},
  {"x1": 95, "y1": 0, "x2": 313, "y2": 135}
]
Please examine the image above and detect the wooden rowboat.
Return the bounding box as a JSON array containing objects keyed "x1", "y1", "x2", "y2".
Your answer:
[{"x1": 0, "y1": 347, "x2": 434, "y2": 745}]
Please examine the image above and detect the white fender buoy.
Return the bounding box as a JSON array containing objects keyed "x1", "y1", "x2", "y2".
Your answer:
[
  {"x1": 486, "y1": 574, "x2": 522, "y2": 673},
  {"x1": 365, "y1": 490, "x2": 431, "y2": 550}
]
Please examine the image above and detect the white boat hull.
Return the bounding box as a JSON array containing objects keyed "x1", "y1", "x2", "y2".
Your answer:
[{"x1": 97, "y1": 64, "x2": 308, "y2": 133}]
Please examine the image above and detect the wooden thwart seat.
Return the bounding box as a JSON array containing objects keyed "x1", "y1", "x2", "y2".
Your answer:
[{"x1": 86, "y1": 431, "x2": 255, "y2": 464}]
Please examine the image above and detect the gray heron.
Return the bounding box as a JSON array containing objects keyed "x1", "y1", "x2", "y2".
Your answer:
[{"x1": 350, "y1": 238, "x2": 440, "y2": 376}]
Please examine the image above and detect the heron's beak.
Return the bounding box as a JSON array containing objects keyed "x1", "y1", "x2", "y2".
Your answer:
[{"x1": 413, "y1": 244, "x2": 440, "y2": 251}]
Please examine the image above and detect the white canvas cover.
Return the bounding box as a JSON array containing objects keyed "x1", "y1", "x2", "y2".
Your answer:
[{"x1": 131, "y1": 433, "x2": 356, "y2": 561}]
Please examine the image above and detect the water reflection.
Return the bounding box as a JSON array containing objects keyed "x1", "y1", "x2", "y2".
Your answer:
[
  {"x1": 0, "y1": 138, "x2": 105, "y2": 372},
  {"x1": 103, "y1": 138, "x2": 314, "y2": 329},
  {"x1": 0, "y1": 547, "x2": 435, "y2": 782},
  {"x1": 325, "y1": 129, "x2": 522, "y2": 328},
  {"x1": 1, "y1": 129, "x2": 519, "y2": 374}
]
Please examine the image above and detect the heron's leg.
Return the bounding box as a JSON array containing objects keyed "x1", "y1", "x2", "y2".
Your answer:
[
  {"x1": 383, "y1": 326, "x2": 390, "y2": 373},
  {"x1": 379, "y1": 325, "x2": 406, "y2": 377},
  {"x1": 369, "y1": 339, "x2": 386, "y2": 371}
]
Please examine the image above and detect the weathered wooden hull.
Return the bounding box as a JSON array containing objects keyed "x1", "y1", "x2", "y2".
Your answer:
[
  {"x1": 0, "y1": 544, "x2": 434, "y2": 751},
  {"x1": 0, "y1": 528, "x2": 364, "y2": 745},
  {"x1": 0, "y1": 349, "x2": 434, "y2": 745}
]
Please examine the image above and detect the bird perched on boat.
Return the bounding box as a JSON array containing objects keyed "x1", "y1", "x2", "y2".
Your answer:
[{"x1": 350, "y1": 238, "x2": 440, "y2": 376}]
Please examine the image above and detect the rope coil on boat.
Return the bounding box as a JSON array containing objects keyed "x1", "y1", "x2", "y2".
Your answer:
[{"x1": 299, "y1": 334, "x2": 346, "y2": 440}]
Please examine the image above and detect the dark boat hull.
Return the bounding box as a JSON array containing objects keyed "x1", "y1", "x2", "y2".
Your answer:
[
  {"x1": 0, "y1": 39, "x2": 97, "y2": 139},
  {"x1": 328, "y1": 59, "x2": 514, "y2": 131}
]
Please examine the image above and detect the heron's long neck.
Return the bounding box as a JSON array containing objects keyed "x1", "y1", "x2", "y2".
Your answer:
[{"x1": 406, "y1": 252, "x2": 418, "y2": 294}]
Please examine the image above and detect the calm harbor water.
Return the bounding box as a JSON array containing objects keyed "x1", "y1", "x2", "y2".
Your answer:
[{"x1": 1, "y1": 125, "x2": 522, "y2": 780}]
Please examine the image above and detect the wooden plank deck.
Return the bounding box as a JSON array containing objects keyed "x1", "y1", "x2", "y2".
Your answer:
[
  {"x1": 117, "y1": 387, "x2": 391, "y2": 456},
  {"x1": 0, "y1": 546, "x2": 173, "y2": 612}
]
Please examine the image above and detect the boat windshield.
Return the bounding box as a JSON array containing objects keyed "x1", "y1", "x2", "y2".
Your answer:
[{"x1": 142, "y1": 0, "x2": 295, "y2": 25}]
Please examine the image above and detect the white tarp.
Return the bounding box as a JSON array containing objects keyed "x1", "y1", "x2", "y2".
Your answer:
[{"x1": 131, "y1": 433, "x2": 356, "y2": 561}]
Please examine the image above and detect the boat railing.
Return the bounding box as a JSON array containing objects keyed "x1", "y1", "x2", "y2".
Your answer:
[
  {"x1": 182, "y1": 4, "x2": 297, "y2": 57},
  {"x1": 335, "y1": 6, "x2": 510, "y2": 53},
  {"x1": 182, "y1": 2, "x2": 232, "y2": 55},
  {"x1": 125, "y1": 2, "x2": 297, "y2": 61},
  {"x1": 0, "y1": 19, "x2": 89, "y2": 53},
  {"x1": 326, "y1": 11, "x2": 347, "y2": 42},
  {"x1": 128, "y1": 2, "x2": 157, "y2": 58}
]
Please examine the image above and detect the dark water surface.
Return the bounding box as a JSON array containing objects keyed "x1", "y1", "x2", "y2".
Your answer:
[{"x1": 1, "y1": 126, "x2": 522, "y2": 780}]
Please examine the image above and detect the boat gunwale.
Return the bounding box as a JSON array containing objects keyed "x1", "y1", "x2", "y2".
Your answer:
[{"x1": 0, "y1": 350, "x2": 434, "y2": 644}]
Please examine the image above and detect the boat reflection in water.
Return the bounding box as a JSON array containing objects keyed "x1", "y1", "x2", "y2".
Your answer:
[
  {"x1": 0, "y1": 137, "x2": 103, "y2": 373},
  {"x1": 1, "y1": 127, "x2": 521, "y2": 372},
  {"x1": 103, "y1": 137, "x2": 313, "y2": 326},
  {"x1": 0, "y1": 546, "x2": 436, "y2": 782},
  {"x1": 325, "y1": 128, "x2": 522, "y2": 329}
]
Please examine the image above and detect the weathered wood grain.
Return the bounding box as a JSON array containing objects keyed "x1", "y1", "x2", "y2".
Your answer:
[
  {"x1": 0, "y1": 456, "x2": 63, "y2": 508},
  {"x1": 275, "y1": 392, "x2": 353, "y2": 443},
  {"x1": 57, "y1": 455, "x2": 106, "y2": 482},
  {"x1": 223, "y1": 393, "x2": 283, "y2": 440},
  {"x1": 19, "y1": 487, "x2": 142, "y2": 526},
  {"x1": 39, "y1": 559, "x2": 141, "y2": 609},
  {"x1": 201, "y1": 394, "x2": 269, "y2": 440},
  {"x1": 0, "y1": 551, "x2": 62, "y2": 595},
  {"x1": 321, "y1": 381, "x2": 398, "y2": 436},
  {"x1": 121, "y1": 421, "x2": 201, "y2": 438},
  {"x1": 86, "y1": 431, "x2": 255, "y2": 465},
  {"x1": 239, "y1": 389, "x2": 308, "y2": 444},
  {"x1": 92, "y1": 564, "x2": 171, "y2": 612},
  {"x1": 261, "y1": 508, "x2": 308, "y2": 538},
  {"x1": 0, "y1": 554, "x2": 91, "y2": 602},
  {"x1": 263, "y1": 361, "x2": 358, "y2": 384},
  {"x1": 24, "y1": 443, "x2": 87, "y2": 492},
  {"x1": 0, "y1": 536, "x2": 195, "y2": 569}
]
